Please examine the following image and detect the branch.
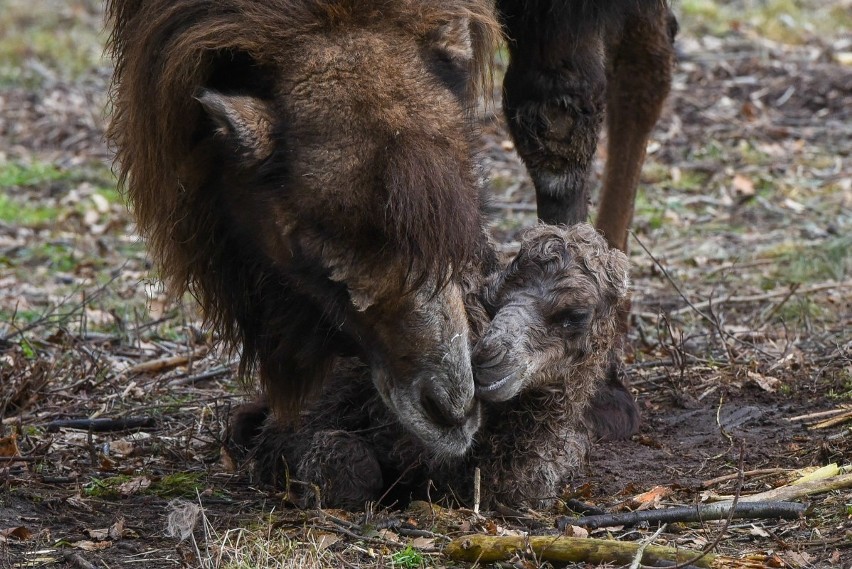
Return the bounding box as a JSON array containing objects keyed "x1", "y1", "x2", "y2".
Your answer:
[
  {"x1": 558, "y1": 501, "x2": 805, "y2": 531},
  {"x1": 444, "y1": 535, "x2": 716, "y2": 567},
  {"x1": 725, "y1": 473, "x2": 852, "y2": 503},
  {"x1": 44, "y1": 417, "x2": 157, "y2": 433}
]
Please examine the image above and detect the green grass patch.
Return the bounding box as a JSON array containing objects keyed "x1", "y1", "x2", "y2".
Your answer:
[
  {"x1": 84, "y1": 471, "x2": 206, "y2": 499},
  {"x1": 765, "y1": 236, "x2": 852, "y2": 286},
  {"x1": 0, "y1": 194, "x2": 60, "y2": 226},
  {"x1": 679, "y1": 0, "x2": 852, "y2": 44},
  {"x1": 0, "y1": 161, "x2": 68, "y2": 188},
  {"x1": 0, "y1": 0, "x2": 107, "y2": 82},
  {"x1": 391, "y1": 545, "x2": 428, "y2": 569}
]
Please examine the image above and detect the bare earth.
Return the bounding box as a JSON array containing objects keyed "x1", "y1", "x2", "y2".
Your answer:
[{"x1": 1, "y1": 1, "x2": 850, "y2": 568}]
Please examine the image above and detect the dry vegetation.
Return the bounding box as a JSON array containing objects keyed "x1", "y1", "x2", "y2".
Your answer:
[{"x1": 1, "y1": 0, "x2": 850, "y2": 567}]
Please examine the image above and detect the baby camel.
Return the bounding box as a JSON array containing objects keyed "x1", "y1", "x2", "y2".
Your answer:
[{"x1": 228, "y1": 223, "x2": 630, "y2": 509}]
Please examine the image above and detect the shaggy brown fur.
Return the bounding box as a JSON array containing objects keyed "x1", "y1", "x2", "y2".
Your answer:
[
  {"x1": 106, "y1": 0, "x2": 502, "y2": 456},
  {"x1": 229, "y1": 224, "x2": 630, "y2": 509}
]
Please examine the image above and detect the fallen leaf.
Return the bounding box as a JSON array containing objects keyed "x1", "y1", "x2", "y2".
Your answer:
[
  {"x1": 85, "y1": 527, "x2": 110, "y2": 540},
  {"x1": 109, "y1": 518, "x2": 126, "y2": 541},
  {"x1": 562, "y1": 525, "x2": 589, "y2": 538},
  {"x1": 0, "y1": 434, "x2": 21, "y2": 458},
  {"x1": 748, "y1": 525, "x2": 771, "y2": 538},
  {"x1": 72, "y1": 540, "x2": 113, "y2": 551},
  {"x1": 732, "y1": 174, "x2": 755, "y2": 197},
  {"x1": 314, "y1": 532, "x2": 340, "y2": 552},
  {"x1": 409, "y1": 536, "x2": 435, "y2": 549},
  {"x1": 785, "y1": 551, "x2": 813, "y2": 567},
  {"x1": 377, "y1": 529, "x2": 400, "y2": 542},
  {"x1": 109, "y1": 439, "x2": 135, "y2": 458},
  {"x1": 748, "y1": 371, "x2": 780, "y2": 392},
  {"x1": 630, "y1": 485, "x2": 673, "y2": 508},
  {"x1": 118, "y1": 476, "x2": 151, "y2": 496},
  {"x1": 0, "y1": 527, "x2": 32, "y2": 540}
]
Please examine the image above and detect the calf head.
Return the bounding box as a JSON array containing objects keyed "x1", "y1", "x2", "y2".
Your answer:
[
  {"x1": 472, "y1": 224, "x2": 630, "y2": 402},
  {"x1": 107, "y1": 0, "x2": 499, "y2": 457}
]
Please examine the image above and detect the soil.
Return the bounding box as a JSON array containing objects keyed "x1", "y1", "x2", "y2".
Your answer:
[{"x1": 0, "y1": 2, "x2": 850, "y2": 568}]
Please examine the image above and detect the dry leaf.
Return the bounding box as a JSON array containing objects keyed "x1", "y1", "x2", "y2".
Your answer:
[
  {"x1": 732, "y1": 174, "x2": 755, "y2": 197},
  {"x1": 0, "y1": 526, "x2": 32, "y2": 541},
  {"x1": 748, "y1": 371, "x2": 780, "y2": 392},
  {"x1": 109, "y1": 439, "x2": 135, "y2": 458},
  {"x1": 118, "y1": 476, "x2": 151, "y2": 496},
  {"x1": 562, "y1": 525, "x2": 589, "y2": 538},
  {"x1": 0, "y1": 434, "x2": 21, "y2": 458},
  {"x1": 85, "y1": 528, "x2": 110, "y2": 540},
  {"x1": 409, "y1": 536, "x2": 436, "y2": 549},
  {"x1": 109, "y1": 518, "x2": 126, "y2": 541},
  {"x1": 73, "y1": 540, "x2": 113, "y2": 551},
  {"x1": 630, "y1": 485, "x2": 673, "y2": 507},
  {"x1": 314, "y1": 532, "x2": 340, "y2": 552}
]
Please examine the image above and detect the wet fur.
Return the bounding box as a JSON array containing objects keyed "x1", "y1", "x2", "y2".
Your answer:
[{"x1": 229, "y1": 224, "x2": 630, "y2": 509}]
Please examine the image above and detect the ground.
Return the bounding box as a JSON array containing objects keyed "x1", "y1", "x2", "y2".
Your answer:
[{"x1": 0, "y1": 0, "x2": 850, "y2": 568}]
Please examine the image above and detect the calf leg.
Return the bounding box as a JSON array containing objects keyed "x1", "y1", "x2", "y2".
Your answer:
[
  {"x1": 499, "y1": 1, "x2": 606, "y2": 225},
  {"x1": 596, "y1": 7, "x2": 677, "y2": 251}
]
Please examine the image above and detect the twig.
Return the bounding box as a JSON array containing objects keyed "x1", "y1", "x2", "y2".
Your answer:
[
  {"x1": 702, "y1": 468, "x2": 789, "y2": 488},
  {"x1": 787, "y1": 406, "x2": 852, "y2": 423},
  {"x1": 44, "y1": 417, "x2": 157, "y2": 433},
  {"x1": 561, "y1": 500, "x2": 805, "y2": 530},
  {"x1": 168, "y1": 365, "x2": 231, "y2": 387},
  {"x1": 720, "y1": 472, "x2": 852, "y2": 503},
  {"x1": 630, "y1": 524, "x2": 667, "y2": 569},
  {"x1": 668, "y1": 281, "x2": 850, "y2": 316},
  {"x1": 124, "y1": 348, "x2": 208, "y2": 375},
  {"x1": 0, "y1": 455, "x2": 41, "y2": 462},
  {"x1": 811, "y1": 409, "x2": 852, "y2": 429},
  {"x1": 473, "y1": 467, "x2": 481, "y2": 515}
]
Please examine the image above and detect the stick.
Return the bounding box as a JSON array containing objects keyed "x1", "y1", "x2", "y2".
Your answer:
[
  {"x1": 811, "y1": 410, "x2": 852, "y2": 429},
  {"x1": 702, "y1": 468, "x2": 789, "y2": 488},
  {"x1": 169, "y1": 365, "x2": 231, "y2": 387},
  {"x1": 557, "y1": 501, "x2": 805, "y2": 530},
  {"x1": 125, "y1": 348, "x2": 207, "y2": 375},
  {"x1": 668, "y1": 281, "x2": 850, "y2": 316},
  {"x1": 630, "y1": 524, "x2": 667, "y2": 569},
  {"x1": 729, "y1": 473, "x2": 852, "y2": 503},
  {"x1": 444, "y1": 535, "x2": 717, "y2": 567},
  {"x1": 473, "y1": 467, "x2": 481, "y2": 515},
  {"x1": 44, "y1": 417, "x2": 157, "y2": 433},
  {"x1": 787, "y1": 406, "x2": 851, "y2": 422}
]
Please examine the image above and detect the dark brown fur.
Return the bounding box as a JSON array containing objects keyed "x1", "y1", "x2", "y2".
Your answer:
[
  {"x1": 106, "y1": 0, "x2": 502, "y2": 456},
  {"x1": 229, "y1": 224, "x2": 630, "y2": 509}
]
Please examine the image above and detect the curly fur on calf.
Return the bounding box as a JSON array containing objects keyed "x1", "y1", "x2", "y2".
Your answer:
[{"x1": 229, "y1": 223, "x2": 630, "y2": 510}]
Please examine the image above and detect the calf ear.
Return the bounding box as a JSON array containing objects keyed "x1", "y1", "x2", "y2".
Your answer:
[{"x1": 195, "y1": 89, "x2": 274, "y2": 163}]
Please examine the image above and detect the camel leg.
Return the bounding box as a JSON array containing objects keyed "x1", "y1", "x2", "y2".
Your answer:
[
  {"x1": 586, "y1": 7, "x2": 677, "y2": 440},
  {"x1": 596, "y1": 7, "x2": 677, "y2": 251},
  {"x1": 498, "y1": 1, "x2": 607, "y2": 225}
]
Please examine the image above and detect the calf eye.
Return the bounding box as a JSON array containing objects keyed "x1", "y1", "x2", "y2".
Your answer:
[{"x1": 551, "y1": 309, "x2": 591, "y2": 330}]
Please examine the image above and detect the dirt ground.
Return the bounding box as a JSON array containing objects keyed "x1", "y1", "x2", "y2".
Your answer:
[{"x1": 1, "y1": 1, "x2": 850, "y2": 568}]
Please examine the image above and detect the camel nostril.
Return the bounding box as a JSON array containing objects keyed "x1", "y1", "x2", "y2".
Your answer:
[{"x1": 420, "y1": 384, "x2": 468, "y2": 429}]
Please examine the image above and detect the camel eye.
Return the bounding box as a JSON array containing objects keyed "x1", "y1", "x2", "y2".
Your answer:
[{"x1": 552, "y1": 308, "x2": 591, "y2": 330}]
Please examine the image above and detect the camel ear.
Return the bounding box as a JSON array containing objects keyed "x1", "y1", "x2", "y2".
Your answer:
[
  {"x1": 431, "y1": 17, "x2": 473, "y2": 62},
  {"x1": 196, "y1": 89, "x2": 274, "y2": 162}
]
